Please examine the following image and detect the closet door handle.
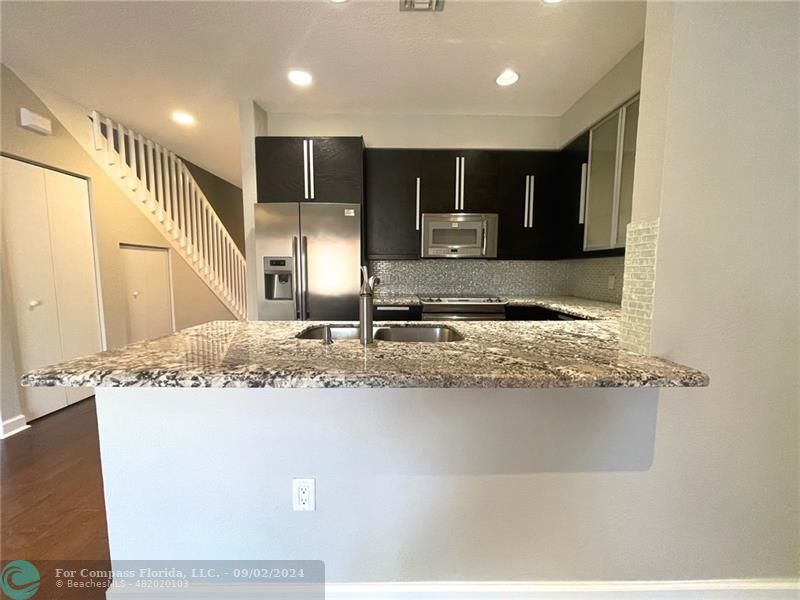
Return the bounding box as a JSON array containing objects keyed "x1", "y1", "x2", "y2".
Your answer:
[
  {"x1": 28, "y1": 299, "x2": 42, "y2": 309},
  {"x1": 579, "y1": 162, "x2": 587, "y2": 224},
  {"x1": 302, "y1": 140, "x2": 309, "y2": 200},
  {"x1": 415, "y1": 177, "x2": 421, "y2": 231}
]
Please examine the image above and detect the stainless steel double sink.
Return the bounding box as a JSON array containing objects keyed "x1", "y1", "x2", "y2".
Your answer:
[{"x1": 296, "y1": 324, "x2": 464, "y2": 343}]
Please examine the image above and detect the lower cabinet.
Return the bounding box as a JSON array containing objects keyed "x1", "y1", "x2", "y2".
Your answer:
[{"x1": 373, "y1": 305, "x2": 422, "y2": 321}]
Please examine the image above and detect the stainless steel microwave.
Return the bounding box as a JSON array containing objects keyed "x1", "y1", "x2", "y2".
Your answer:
[{"x1": 421, "y1": 213, "x2": 498, "y2": 258}]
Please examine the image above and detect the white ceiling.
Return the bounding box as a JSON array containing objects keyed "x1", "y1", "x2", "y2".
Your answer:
[{"x1": 1, "y1": 1, "x2": 645, "y2": 185}]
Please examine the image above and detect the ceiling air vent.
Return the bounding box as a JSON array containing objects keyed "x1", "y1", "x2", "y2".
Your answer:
[{"x1": 400, "y1": 0, "x2": 444, "y2": 11}]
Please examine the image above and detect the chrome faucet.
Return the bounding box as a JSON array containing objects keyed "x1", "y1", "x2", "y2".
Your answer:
[{"x1": 359, "y1": 266, "x2": 379, "y2": 346}]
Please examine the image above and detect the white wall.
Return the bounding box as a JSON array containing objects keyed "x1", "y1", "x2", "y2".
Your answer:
[
  {"x1": 267, "y1": 113, "x2": 561, "y2": 150},
  {"x1": 641, "y1": 1, "x2": 799, "y2": 578},
  {"x1": 559, "y1": 43, "x2": 644, "y2": 147},
  {"x1": 239, "y1": 100, "x2": 269, "y2": 319},
  {"x1": 98, "y1": 387, "x2": 663, "y2": 581}
]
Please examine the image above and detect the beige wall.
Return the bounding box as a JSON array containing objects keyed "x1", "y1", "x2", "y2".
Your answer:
[
  {"x1": 267, "y1": 112, "x2": 561, "y2": 150},
  {"x1": 639, "y1": 1, "x2": 799, "y2": 577},
  {"x1": 1, "y1": 65, "x2": 233, "y2": 419},
  {"x1": 560, "y1": 42, "x2": 644, "y2": 147}
]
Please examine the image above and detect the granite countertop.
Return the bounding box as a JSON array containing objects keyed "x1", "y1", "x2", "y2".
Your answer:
[
  {"x1": 22, "y1": 312, "x2": 708, "y2": 389},
  {"x1": 374, "y1": 295, "x2": 621, "y2": 321}
]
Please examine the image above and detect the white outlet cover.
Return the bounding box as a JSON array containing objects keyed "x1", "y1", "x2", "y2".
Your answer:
[{"x1": 292, "y1": 478, "x2": 315, "y2": 512}]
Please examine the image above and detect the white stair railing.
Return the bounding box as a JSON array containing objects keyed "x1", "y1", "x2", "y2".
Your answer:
[{"x1": 90, "y1": 111, "x2": 247, "y2": 320}]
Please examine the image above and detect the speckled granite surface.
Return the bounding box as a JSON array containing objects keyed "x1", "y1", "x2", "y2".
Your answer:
[
  {"x1": 22, "y1": 316, "x2": 708, "y2": 389},
  {"x1": 373, "y1": 295, "x2": 620, "y2": 321}
]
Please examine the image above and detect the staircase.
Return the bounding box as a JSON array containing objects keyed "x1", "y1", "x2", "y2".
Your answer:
[{"x1": 90, "y1": 111, "x2": 247, "y2": 320}]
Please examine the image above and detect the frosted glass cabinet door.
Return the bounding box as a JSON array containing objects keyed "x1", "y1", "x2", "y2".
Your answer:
[
  {"x1": 616, "y1": 99, "x2": 639, "y2": 246},
  {"x1": 585, "y1": 112, "x2": 619, "y2": 249}
]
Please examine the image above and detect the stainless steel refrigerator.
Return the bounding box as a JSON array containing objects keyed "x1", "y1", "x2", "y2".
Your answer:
[{"x1": 254, "y1": 203, "x2": 361, "y2": 320}]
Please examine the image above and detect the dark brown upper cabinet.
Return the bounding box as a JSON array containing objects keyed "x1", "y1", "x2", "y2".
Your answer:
[
  {"x1": 256, "y1": 136, "x2": 364, "y2": 204},
  {"x1": 364, "y1": 149, "x2": 422, "y2": 260},
  {"x1": 495, "y1": 151, "x2": 559, "y2": 260}
]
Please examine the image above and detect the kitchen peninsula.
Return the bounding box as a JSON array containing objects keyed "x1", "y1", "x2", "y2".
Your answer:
[
  {"x1": 21, "y1": 297, "x2": 707, "y2": 579},
  {"x1": 23, "y1": 298, "x2": 705, "y2": 389}
]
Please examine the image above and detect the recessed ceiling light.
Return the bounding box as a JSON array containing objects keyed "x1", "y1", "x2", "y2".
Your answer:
[
  {"x1": 288, "y1": 70, "x2": 313, "y2": 87},
  {"x1": 496, "y1": 69, "x2": 520, "y2": 87},
  {"x1": 171, "y1": 111, "x2": 195, "y2": 126},
  {"x1": 542, "y1": 0, "x2": 563, "y2": 4},
  {"x1": 330, "y1": 0, "x2": 348, "y2": 3}
]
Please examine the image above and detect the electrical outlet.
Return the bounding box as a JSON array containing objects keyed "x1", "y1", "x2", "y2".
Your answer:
[
  {"x1": 608, "y1": 274, "x2": 616, "y2": 290},
  {"x1": 292, "y1": 478, "x2": 315, "y2": 512}
]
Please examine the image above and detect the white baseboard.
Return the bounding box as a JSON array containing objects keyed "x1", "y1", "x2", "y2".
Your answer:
[
  {"x1": 325, "y1": 580, "x2": 800, "y2": 599},
  {"x1": 1, "y1": 413, "x2": 29, "y2": 439},
  {"x1": 107, "y1": 579, "x2": 800, "y2": 599}
]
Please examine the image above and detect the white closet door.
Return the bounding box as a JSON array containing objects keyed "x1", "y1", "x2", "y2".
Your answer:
[
  {"x1": 1, "y1": 157, "x2": 68, "y2": 419},
  {"x1": 120, "y1": 245, "x2": 174, "y2": 343},
  {"x1": 44, "y1": 169, "x2": 103, "y2": 405}
]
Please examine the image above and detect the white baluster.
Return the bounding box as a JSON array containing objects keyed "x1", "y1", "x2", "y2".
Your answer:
[
  {"x1": 117, "y1": 121, "x2": 127, "y2": 179},
  {"x1": 163, "y1": 151, "x2": 173, "y2": 230},
  {"x1": 137, "y1": 134, "x2": 147, "y2": 201},
  {"x1": 218, "y1": 236, "x2": 231, "y2": 299},
  {"x1": 91, "y1": 111, "x2": 103, "y2": 151},
  {"x1": 207, "y1": 206, "x2": 215, "y2": 282},
  {"x1": 104, "y1": 117, "x2": 115, "y2": 165},
  {"x1": 208, "y1": 196, "x2": 214, "y2": 279},
  {"x1": 176, "y1": 161, "x2": 186, "y2": 247},
  {"x1": 199, "y1": 202, "x2": 206, "y2": 273},
  {"x1": 190, "y1": 183, "x2": 199, "y2": 262},
  {"x1": 185, "y1": 168, "x2": 193, "y2": 253},
  {"x1": 127, "y1": 128, "x2": 138, "y2": 191},
  {"x1": 154, "y1": 144, "x2": 165, "y2": 223},
  {"x1": 171, "y1": 155, "x2": 180, "y2": 239},
  {"x1": 184, "y1": 176, "x2": 193, "y2": 257}
]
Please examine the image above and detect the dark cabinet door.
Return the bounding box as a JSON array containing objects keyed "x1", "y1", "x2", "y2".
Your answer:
[
  {"x1": 255, "y1": 136, "x2": 363, "y2": 204},
  {"x1": 418, "y1": 150, "x2": 460, "y2": 213},
  {"x1": 310, "y1": 137, "x2": 364, "y2": 204},
  {"x1": 364, "y1": 149, "x2": 421, "y2": 259},
  {"x1": 555, "y1": 132, "x2": 590, "y2": 258},
  {"x1": 496, "y1": 151, "x2": 558, "y2": 259},
  {"x1": 255, "y1": 137, "x2": 306, "y2": 203},
  {"x1": 555, "y1": 132, "x2": 624, "y2": 259},
  {"x1": 461, "y1": 150, "x2": 500, "y2": 213}
]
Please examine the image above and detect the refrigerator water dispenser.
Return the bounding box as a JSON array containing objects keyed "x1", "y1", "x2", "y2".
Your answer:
[{"x1": 264, "y1": 257, "x2": 293, "y2": 301}]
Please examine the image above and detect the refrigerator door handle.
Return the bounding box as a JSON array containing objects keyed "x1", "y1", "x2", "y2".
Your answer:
[
  {"x1": 301, "y1": 235, "x2": 310, "y2": 319},
  {"x1": 292, "y1": 236, "x2": 301, "y2": 319}
]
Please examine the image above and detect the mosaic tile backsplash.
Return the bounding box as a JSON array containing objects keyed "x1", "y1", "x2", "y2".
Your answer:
[{"x1": 370, "y1": 257, "x2": 625, "y2": 303}]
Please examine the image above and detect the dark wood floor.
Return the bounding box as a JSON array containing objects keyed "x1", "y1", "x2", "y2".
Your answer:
[{"x1": 1, "y1": 398, "x2": 110, "y2": 562}]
